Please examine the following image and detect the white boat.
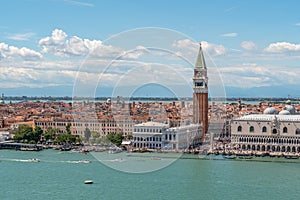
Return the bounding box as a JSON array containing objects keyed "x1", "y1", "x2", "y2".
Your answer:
[
  {"x1": 84, "y1": 180, "x2": 93, "y2": 184},
  {"x1": 78, "y1": 159, "x2": 91, "y2": 163},
  {"x1": 108, "y1": 147, "x2": 122, "y2": 154},
  {"x1": 28, "y1": 158, "x2": 40, "y2": 162}
]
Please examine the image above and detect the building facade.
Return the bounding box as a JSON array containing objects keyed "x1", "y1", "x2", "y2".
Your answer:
[
  {"x1": 231, "y1": 114, "x2": 300, "y2": 153},
  {"x1": 163, "y1": 124, "x2": 201, "y2": 150},
  {"x1": 132, "y1": 121, "x2": 202, "y2": 150},
  {"x1": 34, "y1": 118, "x2": 136, "y2": 137},
  {"x1": 132, "y1": 121, "x2": 168, "y2": 149}
]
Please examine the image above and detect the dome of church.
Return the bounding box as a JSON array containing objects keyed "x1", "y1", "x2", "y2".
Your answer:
[
  {"x1": 279, "y1": 110, "x2": 290, "y2": 115},
  {"x1": 285, "y1": 105, "x2": 296, "y2": 114},
  {"x1": 263, "y1": 107, "x2": 278, "y2": 114}
]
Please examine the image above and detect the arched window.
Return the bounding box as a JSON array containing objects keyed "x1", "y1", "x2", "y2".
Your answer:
[
  {"x1": 283, "y1": 127, "x2": 288, "y2": 133},
  {"x1": 262, "y1": 126, "x2": 267, "y2": 133},
  {"x1": 249, "y1": 126, "x2": 254, "y2": 132},
  {"x1": 296, "y1": 128, "x2": 300, "y2": 135},
  {"x1": 272, "y1": 129, "x2": 277, "y2": 134},
  {"x1": 237, "y1": 126, "x2": 242, "y2": 132}
]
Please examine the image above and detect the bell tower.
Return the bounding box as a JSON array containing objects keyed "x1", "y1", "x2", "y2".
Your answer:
[{"x1": 193, "y1": 43, "x2": 208, "y2": 139}]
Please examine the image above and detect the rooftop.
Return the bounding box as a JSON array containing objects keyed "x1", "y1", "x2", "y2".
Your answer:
[
  {"x1": 234, "y1": 114, "x2": 300, "y2": 122},
  {"x1": 135, "y1": 121, "x2": 168, "y2": 127}
]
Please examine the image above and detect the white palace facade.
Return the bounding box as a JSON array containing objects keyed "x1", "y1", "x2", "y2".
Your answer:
[
  {"x1": 132, "y1": 121, "x2": 201, "y2": 150},
  {"x1": 231, "y1": 105, "x2": 300, "y2": 154}
]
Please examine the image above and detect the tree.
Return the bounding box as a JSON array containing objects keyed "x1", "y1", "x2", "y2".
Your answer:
[
  {"x1": 91, "y1": 130, "x2": 100, "y2": 138},
  {"x1": 66, "y1": 123, "x2": 71, "y2": 134},
  {"x1": 13, "y1": 124, "x2": 33, "y2": 143},
  {"x1": 55, "y1": 133, "x2": 76, "y2": 145},
  {"x1": 125, "y1": 134, "x2": 133, "y2": 140},
  {"x1": 12, "y1": 125, "x2": 43, "y2": 144},
  {"x1": 106, "y1": 133, "x2": 123, "y2": 146},
  {"x1": 44, "y1": 127, "x2": 57, "y2": 142},
  {"x1": 84, "y1": 127, "x2": 91, "y2": 142},
  {"x1": 32, "y1": 126, "x2": 43, "y2": 143}
]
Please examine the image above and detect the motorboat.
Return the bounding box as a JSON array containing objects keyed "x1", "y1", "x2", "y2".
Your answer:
[
  {"x1": 84, "y1": 180, "x2": 93, "y2": 184},
  {"x1": 108, "y1": 147, "x2": 122, "y2": 154},
  {"x1": 78, "y1": 159, "x2": 91, "y2": 163},
  {"x1": 28, "y1": 158, "x2": 40, "y2": 162}
]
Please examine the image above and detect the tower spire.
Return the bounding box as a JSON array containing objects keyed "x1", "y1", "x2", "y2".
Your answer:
[{"x1": 195, "y1": 42, "x2": 206, "y2": 69}]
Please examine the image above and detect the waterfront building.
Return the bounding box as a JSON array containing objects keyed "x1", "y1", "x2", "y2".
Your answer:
[
  {"x1": 132, "y1": 121, "x2": 168, "y2": 149},
  {"x1": 132, "y1": 121, "x2": 201, "y2": 150},
  {"x1": 163, "y1": 124, "x2": 201, "y2": 150},
  {"x1": 34, "y1": 118, "x2": 135, "y2": 137},
  {"x1": 0, "y1": 128, "x2": 10, "y2": 142},
  {"x1": 193, "y1": 43, "x2": 208, "y2": 139},
  {"x1": 231, "y1": 104, "x2": 300, "y2": 154}
]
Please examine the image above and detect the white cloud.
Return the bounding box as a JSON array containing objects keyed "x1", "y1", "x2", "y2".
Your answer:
[
  {"x1": 241, "y1": 41, "x2": 257, "y2": 50},
  {"x1": 172, "y1": 39, "x2": 198, "y2": 51},
  {"x1": 219, "y1": 63, "x2": 300, "y2": 88},
  {"x1": 220, "y1": 32, "x2": 238, "y2": 37},
  {"x1": 39, "y1": 29, "x2": 131, "y2": 58},
  {"x1": 264, "y1": 42, "x2": 300, "y2": 53},
  {"x1": 0, "y1": 42, "x2": 42, "y2": 60},
  {"x1": 294, "y1": 22, "x2": 300, "y2": 26},
  {"x1": 7, "y1": 32, "x2": 35, "y2": 41},
  {"x1": 201, "y1": 41, "x2": 226, "y2": 56},
  {"x1": 172, "y1": 39, "x2": 226, "y2": 57}
]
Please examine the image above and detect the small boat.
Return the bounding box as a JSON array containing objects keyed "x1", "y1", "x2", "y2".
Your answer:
[
  {"x1": 61, "y1": 145, "x2": 72, "y2": 151},
  {"x1": 151, "y1": 157, "x2": 162, "y2": 160},
  {"x1": 108, "y1": 147, "x2": 122, "y2": 154},
  {"x1": 223, "y1": 155, "x2": 236, "y2": 159},
  {"x1": 284, "y1": 155, "x2": 299, "y2": 159},
  {"x1": 237, "y1": 156, "x2": 253, "y2": 160},
  {"x1": 28, "y1": 158, "x2": 40, "y2": 162},
  {"x1": 78, "y1": 160, "x2": 91, "y2": 163},
  {"x1": 84, "y1": 180, "x2": 93, "y2": 184}
]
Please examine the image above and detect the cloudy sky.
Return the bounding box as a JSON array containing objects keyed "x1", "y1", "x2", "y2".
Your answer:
[{"x1": 1, "y1": 0, "x2": 300, "y2": 97}]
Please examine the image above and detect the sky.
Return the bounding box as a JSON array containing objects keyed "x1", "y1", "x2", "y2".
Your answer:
[{"x1": 1, "y1": 0, "x2": 300, "y2": 98}]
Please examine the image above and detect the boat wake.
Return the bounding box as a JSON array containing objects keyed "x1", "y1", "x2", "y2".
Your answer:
[
  {"x1": 0, "y1": 158, "x2": 40, "y2": 163},
  {"x1": 102, "y1": 158, "x2": 126, "y2": 163},
  {"x1": 65, "y1": 160, "x2": 91, "y2": 164}
]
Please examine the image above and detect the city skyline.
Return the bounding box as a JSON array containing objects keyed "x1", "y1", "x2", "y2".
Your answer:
[{"x1": 1, "y1": 0, "x2": 300, "y2": 97}]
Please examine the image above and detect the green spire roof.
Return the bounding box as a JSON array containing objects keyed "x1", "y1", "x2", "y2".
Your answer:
[{"x1": 195, "y1": 43, "x2": 206, "y2": 69}]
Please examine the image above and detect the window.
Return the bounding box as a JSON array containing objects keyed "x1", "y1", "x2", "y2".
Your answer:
[
  {"x1": 262, "y1": 126, "x2": 267, "y2": 133},
  {"x1": 283, "y1": 127, "x2": 288, "y2": 133},
  {"x1": 249, "y1": 126, "x2": 254, "y2": 132},
  {"x1": 237, "y1": 126, "x2": 242, "y2": 132},
  {"x1": 296, "y1": 128, "x2": 300, "y2": 135},
  {"x1": 272, "y1": 129, "x2": 277, "y2": 134}
]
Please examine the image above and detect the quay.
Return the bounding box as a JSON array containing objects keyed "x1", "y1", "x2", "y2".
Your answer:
[{"x1": 0, "y1": 142, "x2": 43, "y2": 151}]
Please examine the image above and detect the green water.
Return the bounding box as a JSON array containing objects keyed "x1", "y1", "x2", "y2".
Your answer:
[{"x1": 0, "y1": 150, "x2": 299, "y2": 200}]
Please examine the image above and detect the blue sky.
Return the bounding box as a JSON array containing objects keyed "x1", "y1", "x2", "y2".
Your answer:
[{"x1": 1, "y1": 0, "x2": 300, "y2": 97}]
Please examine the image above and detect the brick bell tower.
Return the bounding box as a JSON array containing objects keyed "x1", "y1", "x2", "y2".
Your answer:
[{"x1": 193, "y1": 43, "x2": 208, "y2": 139}]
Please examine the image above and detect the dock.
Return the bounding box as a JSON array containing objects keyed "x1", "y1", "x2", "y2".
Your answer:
[{"x1": 0, "y1": 142, "x2": 43, "y2": 151}]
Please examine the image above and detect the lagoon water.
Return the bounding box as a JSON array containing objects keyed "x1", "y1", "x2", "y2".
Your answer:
[{"x1": 1, "y1": 150, "x2": 300, "y2": 200}]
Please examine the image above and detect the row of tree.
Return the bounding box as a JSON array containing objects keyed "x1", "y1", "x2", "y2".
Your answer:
[
  {"x1": 83, "y1": 127, "x2": 124, "y2": 146},
  {"x1": 13, "y1": 124, "x2": 80, "y2": 145},
  {"x1": 12, "y1": 125, "x2": 126, "y2": 146}
]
